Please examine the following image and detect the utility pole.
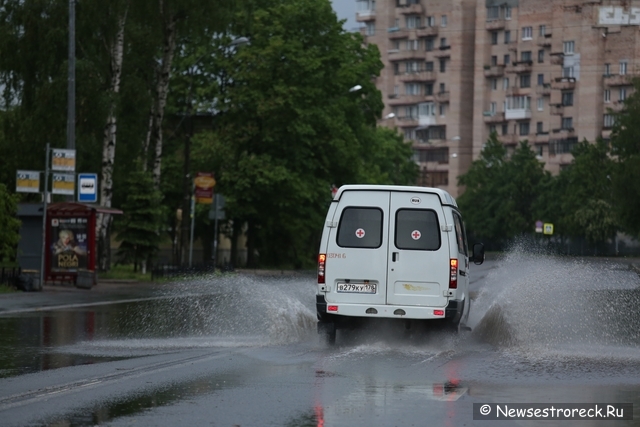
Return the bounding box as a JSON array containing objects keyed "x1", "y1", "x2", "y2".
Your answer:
[
  {"x1": 67, "y1": 0, "x2": 75, "y2": 150},
  {"x1": 40, "y1": 144, "x2": 50, "y2": 289}
]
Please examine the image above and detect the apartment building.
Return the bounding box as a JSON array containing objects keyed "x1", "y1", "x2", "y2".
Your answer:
[
  {"x1": 357, "y1": 0, "x2": 477, "y2": 196},
  {"x1": 357, "y1": 0, "x2": 640, "y2": 195}
]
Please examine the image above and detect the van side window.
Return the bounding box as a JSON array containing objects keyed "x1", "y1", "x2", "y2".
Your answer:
[
  {"x1": 337, "y1": 207, "x2": 383, "y2": 248},
  {"x1": 395, "y1": 209, "x2": 441, "y2": 251},
  {"x1": 453, "y1": 212, "x2": 468, "y2": 255}
]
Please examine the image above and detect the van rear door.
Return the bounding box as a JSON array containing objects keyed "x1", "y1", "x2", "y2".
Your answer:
[
  {"x1": 323, "y1": 190, "x2": 389, "y2": 306},
  {"x1": 386, "y1": 192, "x2": 449, "y2": 308}
]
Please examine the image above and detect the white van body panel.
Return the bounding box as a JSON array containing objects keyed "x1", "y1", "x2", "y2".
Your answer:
[{"x1": 317, "y1": 185, "x2": 469, "y2": 323}]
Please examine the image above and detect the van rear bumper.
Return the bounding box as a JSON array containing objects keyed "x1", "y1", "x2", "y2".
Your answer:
[{"x1": 316, "y1": 294, "x2": 463, "y2": 322}]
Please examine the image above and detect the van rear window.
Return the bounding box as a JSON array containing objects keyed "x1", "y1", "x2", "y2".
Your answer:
[
  {"x1": 337, "y1": 207, "x2": 383, "y2": 248},
  {"x1": 395, "y1": 209, "x2": 441, "y2": 251}
]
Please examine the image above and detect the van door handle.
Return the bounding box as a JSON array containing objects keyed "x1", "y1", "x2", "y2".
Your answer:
[{"x1": 392, "y1": 252, "x2": 399, "y2": 262}]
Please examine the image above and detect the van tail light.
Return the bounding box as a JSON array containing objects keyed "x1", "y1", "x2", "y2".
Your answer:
[
  {"x1": 318, "y1": 254, "x2": 326, "y2": 284},
  {"x1": 449, "y1": 259, "x2": 458, "y2": 289}
]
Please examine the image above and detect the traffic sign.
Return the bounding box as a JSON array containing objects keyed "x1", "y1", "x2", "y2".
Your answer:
[
  {"x1": 78, "y1": 173, "x2": 98, "y2": 203},
  {"x1": 535, "y1": 220, "x2": 543, "y2": 233},
  {"x1": 543, "y1": 223, "x2": 554, "y2": 235}
]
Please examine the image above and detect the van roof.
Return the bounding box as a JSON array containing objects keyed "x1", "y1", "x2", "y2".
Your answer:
[{"x1": 334, "y1": 185, "x2": 458, "y2": 208}]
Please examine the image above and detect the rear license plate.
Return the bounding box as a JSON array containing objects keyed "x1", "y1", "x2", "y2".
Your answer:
[{"x1": 337, "y1": 283, "x2": 377, "y2": 294}]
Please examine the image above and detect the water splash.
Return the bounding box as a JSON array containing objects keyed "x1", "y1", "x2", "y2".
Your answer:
[{"x1": 468, "y1": 240, "x2": 640, "y2": 359}]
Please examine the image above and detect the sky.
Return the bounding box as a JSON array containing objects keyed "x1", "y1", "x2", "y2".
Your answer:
[{"x1": 331, "y1": 0, "x2": 359, "y2": 32}]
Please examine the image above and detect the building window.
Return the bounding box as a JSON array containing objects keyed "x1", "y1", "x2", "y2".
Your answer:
[
  {"x1": 439, "y1": 104, "x2": 446, "y2": 116},
  {"x1": 441, "y1": 15, "x2": 447, "y2": 27},
  {"x1": 550, "y1": 138, "x2": 578, "y2": 155},
  {"x1": 519, "y1": 121, "x2": 530, "y2": 135},
  {"x1": 504, "y1": 30, "x2": 511, "y2": 44},
  {"x1": 538, "y1": 49, "x2": 544, "y2": 63},
  {"x1": 620, "y1": 87, "x2": 627, "y2": 102},
  {"x1": 604, "y1": 89, "x2": 610, "y2": 103},
  {"x1": 537, "y1": 74, "x2": 544, "y2": 85},
  {"x1": 536, "y1": 122, "x2": 544, "y2": 134},
  {"x1": 563, "y1": 41, "x2": 575, "y2": 54},
  {"x1": 491, "y1": 31, "x2": 498, "y2": 45},
  {"x1": 521, "y1": 51, "x2": 532, "y2": 62},
  {"x1": 405, "y1": 129, "x2": 415, "y2": 141},
  {"x1": 604, "y1": 63, "x2": 611, "y2": 76},
  {"x1": 425, "y1": 83, "x2": 434, "y2": 95},
  {"x1": 539, "y1": 25, "x2": 546, "y2": 37},
  {"x1": 507, "y1": 96, "x2": 531, "y2": 110},
  {"x1": 603, "y1": 114, "x2": 615, "y2": 128},
  {"x1": 502, "y1": 123, "x2": 509, "y2": 135},
  {"x1": 562, "y1": 91, "x2": 574, "y2": 106},
  {"x1": 520, "y1": 74, "x2": 531, "y2": 88},
  {"x1": 405, "y1": 105, "x2": 419, "y2": 119},
  {"x1": 503, "y1": 77, "x2": 510, "y2": 90},
  {"x1": 440, "y1": 37, "x2": 448, "y2": 47},
  {"x1": 419, "y1": 102, "x2": 436, "y2": 116},
  {"x1": 489, "y1": 124, "x2": 497, "y2": 134},
  {"x1": 406, "y1": 15, "x2": 421, "y2": 29},
  {"x1": 405, "y1": 83, "x2": 421, "y2": 95},
  {"x1": 366, "y1": 22, "x2": 375, "y2": 36},
  {"x1": 394, "y1": 85, "x2": 399, "y2": 96},
  {"x1": 563, "y1": 67, "x2": 574, "y2": 78},
  {"x1": 522, "y1": 26, "x2": 533, "y2": 40},
  {"x1": 425, "y1": 37, "x2": 434, "y2": 51},
  {"x1": 620, "y1": 61, "x2": 628, "y2": 75},
  {"x1": 505, "y1": 6, "x2": 512, "y2": 19},
  {"x1": 491, "y1": 78, "x2": 498, "y2": 90},
  {"x1": 504, "y1": 54, "x2": 510, "y2": 65},
  {"x1": 487, "y1": 6, "x2": 499, "y2": 20},
  {"x1": 406, "y1": 39, "x2": 419, "y2": 51},
  {"x1": 537, "y1": 97, "x2": 544, "y2": 111},
  {"x1": 491, "y1": 55, "x2": 498, "y2": 66},
  {"x1": 426, "y1": 16, "x2": 435, "y2": 27},
  {"x1": 561, "y1": 117, "x2": 573, "y2": 130},
  {"x1": 439, "y1": 83, "x2": 445, "y2": 93},
  {"x1": 439, "y1": 58, "x2": 446, "y2": 72},
  {"x1": 536, "y1": 145, "x2": 544, "y2": 157},
  {"x1": 425, "y1": 61, "x2": 434, "y2": 71},
  {"x1": 490, "y1": 101, "x2": 497, "y2": 114}
]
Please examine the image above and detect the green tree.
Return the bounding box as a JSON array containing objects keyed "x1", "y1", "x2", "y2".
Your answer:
[
  {"x1": 558, "y1": 138, "x2": 615, "y2": 243},
  {"x1": 610, "y1": 77, "x2": 640, "y2": 237},
  {"x1": 115, "y1": 167, "x2": 163, "y2": 273},
  {"x1": 213, "y1": 0, "x2": 414, "y2": 268},
  {"x1": 458, "y1": 133, "x2": 547, "y2": 246},
  {"x1": 0, "y1": 184, "x2": 21, "y2": 263}
]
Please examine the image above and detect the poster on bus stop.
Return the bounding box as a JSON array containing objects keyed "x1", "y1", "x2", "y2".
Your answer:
[{"x1": 49, "y1": 217, "x2": 89, "y2": 271}]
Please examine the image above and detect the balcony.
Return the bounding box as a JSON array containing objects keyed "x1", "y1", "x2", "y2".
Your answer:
[
  {"x1": 356, "y1": 10, "x2": 376, "y2": 22},
  {"x1": 484, "y1": 65, "x2": 505, "y2": 77},
  {"x1": 388, "y1": 49, "x2": 426, "y2": 62},
  {"x1": 536, "y1": 83, "x2": 551, "y2": 96},
  {"x1": 551, "y1": 76, "x2": 576, "y2": 90},
  {"x1": 435, "y1": 91, "x2": 450, "y2": 103},
  {"x1": 399, "y1": 4, "x2": 424, "y2": 14},
  {"x1": 506, "y1": 86, "x2": 531, "y2": 96},
  {"x1": 537, "y1": 35, "x2": 552, "y2": 47},
  {"x1": 507, "y1": 41, "x2": 518, "y2": 52},
  {"x1": 535, "y1": 132, "x2": 550, "y2": 143},
  {"x1": 387, "y1": 94, "x2": 428, "y2": 106},
  {"x1": 398, "y1": 70, "x2": 436, "y2": 82},
  {"x1": 550, "y1": 104, "x2": 564, "y2": 115},
  {"x1": 499, "y1": 134, "x2": 520, "y2": 145},
  {"x1": 388, "y1": 28, "x2": 410, "y2": 39},
  {"x1": 433, "y1": 46, "x2": 451, "y2": 57},
  {"x1": 552, "y1": 128, "x2": 576, "y2": 138},
  {"x1": 396, "y1": 117, "x2": 419, "y2": 128},
  {"x1": 486, "y1": 18, "x2": 506, "y2": 30},
  {"x1": 505, "y1": 109, "x2": 532, "y2": 120},
  {"x1": 508, "y1": 60, "x2": 533, "y2": 74},
  {"x1": 604, "y1": 74, "x2": 633, "y2": 86},
  {"x1": 483, "y1": 111, "x2": 506, "y2": 123},
  {"x1": 550, "y1": 54, "x2": 564, "y2": 65},
  {"x1": 416, "y1": 26, "x2": 439, "y2": 37}
]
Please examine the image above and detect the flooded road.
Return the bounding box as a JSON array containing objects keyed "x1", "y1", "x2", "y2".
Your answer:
[{"x1": 0, "y1": 251, "x2": 639, "y2": 426}]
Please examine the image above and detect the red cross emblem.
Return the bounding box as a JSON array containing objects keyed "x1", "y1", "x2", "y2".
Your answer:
[
  {"x1": 355, "y1": 228, "x2": 365, "y2": 238},
  {"x1": 411, "y1": 230, "x2": 421, "y2": 240}
]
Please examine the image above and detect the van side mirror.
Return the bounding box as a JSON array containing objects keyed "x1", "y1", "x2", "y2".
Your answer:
[{"x1": 470, "y1": 243, "x2": 485, "y2": 265}]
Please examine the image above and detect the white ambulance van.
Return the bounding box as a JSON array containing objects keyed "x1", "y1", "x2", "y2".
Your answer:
[{"x1": 316, "y1": 185, "x2": 484, "y2": 344}]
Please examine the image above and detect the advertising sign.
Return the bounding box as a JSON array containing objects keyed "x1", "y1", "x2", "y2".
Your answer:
[
  {"x1": 49, "y1": 217, "x2": 89, "y2": 272},
  {"x1": 194, "y1": 172, "x2": 215, "y2": 204},
  {"x1": 52, "y1": 173, "x2": 75, "y2": 195},
  {"x1": 51, "y1": 149, "x2": 76, "y2": 171},
  {"x1": 16, "y1": 170, "x2": 40, "y2": 193},
  {"x1": 78, "y1": 173, "x2": 98, "y2": 203}
]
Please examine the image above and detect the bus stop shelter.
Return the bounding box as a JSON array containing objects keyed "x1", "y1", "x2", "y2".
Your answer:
[{"x1": 45, "y1": 202, "x2": 122, "y2": 287}]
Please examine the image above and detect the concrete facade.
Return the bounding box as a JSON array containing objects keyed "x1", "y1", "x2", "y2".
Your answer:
[{"x1": 357, "y1": 0, "x2": 640, "y2": 195}]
